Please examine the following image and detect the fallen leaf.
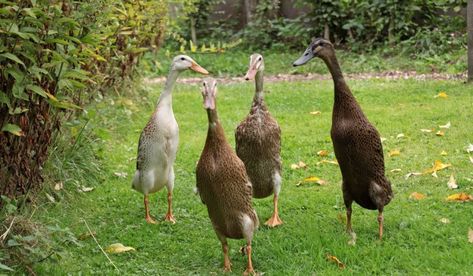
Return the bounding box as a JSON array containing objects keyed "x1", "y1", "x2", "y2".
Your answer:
[
  {"x1": 105, "y1": 243, "x2": 136, "y2": 254},
  {"x1": 45, "y1": 193, "x2": 55, "y2": 202},
  {"x1": 114, "y1": 172, "x2": 128, "y2": 178},
  {"x1": 317, "y1": 150, "x2": 330, "y2": 157},
  {"x1": 446, "y1": 193, "x2": 472, "y2": 202},
  {"x1": 436, "y1": 130, "x2": 445, "y2": 136},
  {"x1": 54, "y1": 182, "x2": 63, "y2": 191},
  {"x1": 388, "y1": 149, "x2": 400, "y2": 157},
  {"x1": 409, "y1": 192, "x2": 426, "y2": 200},
  {"x1": 439, "y1": 122, "x2": 451, "y2": 129},
  {"x1": 396, "y1": 133, "x2": 405, "y2": 139},
  {"x1": 290, "y1": 161, "x2": 307, "y2": 170},
  {"x1": 309, "y1": 111, "x2": 321, "y2": 115},
  {"x1": 420, "y1": 128, "x2": 434, "y2": 133},
  {"x1": 326, "y1": 255, "x2": 345, "y2": 269},
  {"x1": 447, "y1": 174, "x2": 458, "y2": 189},
  {"x1": 78, "y1": 186, "x2": 94, "y2": 193},
  {"x1": 469, "y1": 229, "x2": 473, "y2": 243},
  {"x1": 440, "y1": 151, "x2": 447, "y2": 156},
  {"x1": 390, "y1": 168, "x2": 402, "y2": 173},
  {"x1": 467, "y1": 144, "x2": 473, "y2": 153},
  {"x1": 405, "y1": 172, "x2": 422, "y2": 179},
  {"x1": 317, "y1": 159, "x2": 338, "y2": 166},
  {"x1": 296, "y1": 176, "x2": 327, "y2": 187},
  {"x1": 434, "y1": 91, "x2": 448, "y2": 98},
  {"x1": 439, "y1": 218, "x2": 450, "y2": 224},
  {"x1": 380, "y1": 137, "x2": 387, "y2": 143},
  {"x1": 423, "y1": 160, "x2": 451, "y2": 177}
]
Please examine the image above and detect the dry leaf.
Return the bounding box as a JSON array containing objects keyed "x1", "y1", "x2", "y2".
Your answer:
[
  {"x1": 420, "y1": 128, "x2": 434, "y2": 133},
  {"x1": 290, "y1": 161, "x2": 307, "y2": 170},
  {"x1": 390, "y1": 168, "x2": 402, "y2": 173},
  {"x1": 439, "y1": 218, "x2": 450, "y2": 224},
  {"x1": 467, "y1": 144, "x2": 473, "y2": 153},
  {"x1": 396, "y1": 133, "x2": 405, "y2": 139},
  {"x1": 405, "y1": 172, "x2": 422, "y2": 179},
  {"x1": 469, "y1": 229, "x2": 473, "y2": 243},
  {"x1": 446, "y1": 193, "x2": 473, "y2": 202},
  {"x1": 317, "y1": 159, "x2": 338, "y2": 166},
  {"x1": 436, "y1": 130, "x2": 445, "y2": 136},
  {"x1": 105, "y1": 243, "x2": 136, "y2": 253},
  {"x1": 409, "y1": 192, "x2": 426, "y2": 200},
  {"x1": 326, "y1": 255, "x2": 345, "y2": 269},
  {"x1": 45, "y1": 193, "x2": 55, "y2": 203},
  {"x1": 434, "y1": 92, "x2": 448, "y2": 98},
  {"x1": 439, "y1": 122, "x2": 451, "y2": 129},
  {"x1": 309, "y1": 111, "x2": 321, "y2": 115},
  {"x1": 54, "y1": 182, "x2": 63, "y2": 191},
  {"x1": 79, "y1": 186, "x2": 94, "y2": 193},
  {"x1": 388, "y1": 150, "x2": 400, "y2": 157},
  {"x1": 114, "y1": 172, "x2": 128, "y2": 178},
  {"x1": 440, "y1": 151, "x2": 448, "y2": 156},
  {"x1": 317, "y1": 150, "x2": 330, "y2": 157},
  {"x1": 447, "y1": 174, "x2": 458, "y2": 189},
  {"x1": 423, "y1": 160, "x2": 451, "y2": 177},
  {"x1": 380, "y1": 137, "x2": 387, "y2": 143},
  {"x1": 296, "y1": 176, "x2": 327, "y2": 187}
]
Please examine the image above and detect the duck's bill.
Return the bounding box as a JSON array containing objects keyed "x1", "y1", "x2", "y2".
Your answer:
[
  {"x1": 293, "y1": 47, "x2": 314, "y2": 67},
  {"x1": 191, "y1": 62, "x2": 209, "y2": 75},
  {"x1": 244, "y1": 67, "x2": 257, "y2": 80}
]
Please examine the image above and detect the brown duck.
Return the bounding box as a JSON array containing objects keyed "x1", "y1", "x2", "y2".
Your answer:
[
  {"x1": 196, "y1": 78, "x2": 259, "y2": 274},
  {"x1": 235, "y1": 53, "x2": 283, "y2": 227},
  {"x1": 293, "y1": 38, "x2": 393, "y2": 239}
]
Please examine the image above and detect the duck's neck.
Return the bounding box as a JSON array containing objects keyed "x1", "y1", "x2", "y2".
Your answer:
[
  {"x1": 254, "y1": 70, "x2": 264, "y2": 100},
  {"x1": 206, "y1": 108, "x2": 226, "y2": 144},
  {"x1": 323, "y1": 54, "x2": 355, "y2": 104},
  {"x1": 157, "y1": 69, "x2": 180, "y2": 109}
]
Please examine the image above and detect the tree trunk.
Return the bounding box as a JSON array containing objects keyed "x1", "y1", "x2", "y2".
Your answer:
[
  {"x1": 190, "y1": 17, "x2": 197, "y2": 45},
  {"x1": 242, "y1": 0, "x2": 252, "y2": 26},
  {"x1": 468, "y1": 0, "x2": 473, "y2": 82},
  {"x1": 324, "y1": 23, "x2": 330, "y2": 40}
]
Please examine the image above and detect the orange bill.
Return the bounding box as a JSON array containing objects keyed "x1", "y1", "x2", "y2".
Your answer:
[
  {"x1": 190, "y1": 62, "x2": 209, "y2": 75},
  {"x1": 244, "y1": 66, "x2": 257, "y2": 80}
]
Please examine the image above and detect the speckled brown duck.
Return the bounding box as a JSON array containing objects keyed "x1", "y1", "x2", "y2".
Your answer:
[
  {"x1": 196, "y1": 78, "x2": 259, "y2": 274},
  {"x1": 235, "y1": 53, "x2": 283, "y2": 227},
  {"x1": 293, "y1": 38, "x2": 393, "y2": 239},
  {"x1": 132, "y1": 55, "x2": 208, "y2": 224}
]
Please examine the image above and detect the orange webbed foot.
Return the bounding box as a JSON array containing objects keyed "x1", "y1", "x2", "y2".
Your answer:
[
  {"x1": 164, "y1": 213, "x2": 176, "y2": 224},
  {"x1": 145, "y1": 216, "x2": 157, "y2": 224},
  {"x1": 264, "y1": 213, "x2": 283, "y2": 228}
]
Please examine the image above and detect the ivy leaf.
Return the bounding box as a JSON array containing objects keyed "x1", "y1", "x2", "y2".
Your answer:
[
  {"x1": 0, "y1": 53, "x2": 25, "y2": 67},
  {"x1": 1, "y1": 123, "x2": 24, "y2": 136}
]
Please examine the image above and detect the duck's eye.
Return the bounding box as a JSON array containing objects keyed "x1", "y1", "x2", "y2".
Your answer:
[
  {"x1": 203, "y1": 82, "x2": 206, "y2": 86},
  {"x1": 258, "y1": 57, "x2": 262, "y2": 61},
  {"x1": 181, "y1": 57, "x2": 185, "y2": 61}
]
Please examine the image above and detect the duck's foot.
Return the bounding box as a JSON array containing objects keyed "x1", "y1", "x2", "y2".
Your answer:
[
  {"x1": 223, "y1": 261, "x2": 232, "y2": 273},
  {"x1": 164, "y1": 212, "x2": 176, "y2": 224},
  {"x1": 264, "y1": 213, "x2": 283, "y2": 228},
  {"x1": 347, "y1": 230, "x2": 357, "y2": 246},
  {"x1": 145, "y1": 216, "x2": 157, "y2": 224},
  {"x1": 243, "y1": 268, "x2": 256, "y2": 276}
]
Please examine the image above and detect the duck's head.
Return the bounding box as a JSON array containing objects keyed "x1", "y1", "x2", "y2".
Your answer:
[
  {"x1": 293, "y1": 38, "x2": 334, "y2": 66},
  {"x1": 172, "y1": 55, "x2": 209, "y2": 74},
  {"x1": 244, "y1": 53, "x2": 264, "y2": 81},
  {"x1": 201, "y1": 77, "x2": 217, "y2": 110}
]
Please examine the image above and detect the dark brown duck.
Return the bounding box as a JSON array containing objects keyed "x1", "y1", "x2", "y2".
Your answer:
[
  {"x1": 235, "y1": 53, "x2": 283, "y2": 227},
  {"x1": 196, "y1": 78, "x2": 259, "y2": 274},
  {"x1": 293, "y1": 38, "x2": 393, "y2": 239}
]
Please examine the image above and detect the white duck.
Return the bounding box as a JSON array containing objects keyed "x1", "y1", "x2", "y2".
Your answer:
[{"x1": 132, "y1": 55, "x2": 208, "y2": 224}]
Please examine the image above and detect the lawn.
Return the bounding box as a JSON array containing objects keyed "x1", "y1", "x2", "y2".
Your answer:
[{"x1": 33, "y1": 76, "x2": 472, "y2": 275}]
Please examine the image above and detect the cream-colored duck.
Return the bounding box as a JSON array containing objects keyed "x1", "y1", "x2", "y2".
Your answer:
[
  {"x1": 235, "y1": 54, "x2": 283, "y2": 227},
  {"x1": 196, "y1": 78, "x2": 258, "y2": 275},
  {"x1": 132, "y1": 55, "x2": 208, "y2": 224}
]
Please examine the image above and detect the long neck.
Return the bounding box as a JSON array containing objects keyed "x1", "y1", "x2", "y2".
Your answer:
[
  {"x1": 157, "y1": 69, "x2": 180, "y2": 108},
  {"x1": 205, "y1": 108, "x2": 226, "y2": 144},
  {"x1": 254, "y1": 70, "x2": 264, "y2": 100},
  {"x1": 323, "y1": 53, "x2": 354, "y2": 104}
]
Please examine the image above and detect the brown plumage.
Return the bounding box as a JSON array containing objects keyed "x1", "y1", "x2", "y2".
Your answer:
[
  {"x1": 293, "y1": 38, "x2": 393, "y2": 239},
  {"x1": 236, "y1": 53, "x2": 283, "y2": 227},
  {"x1": 196, "y1": 78, "x2": 258, "y2": 274}
]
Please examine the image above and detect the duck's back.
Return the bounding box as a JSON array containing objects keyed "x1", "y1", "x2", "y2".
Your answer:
[{"x1": 236, "y1": 102, "x2": 281, "y2": 198}]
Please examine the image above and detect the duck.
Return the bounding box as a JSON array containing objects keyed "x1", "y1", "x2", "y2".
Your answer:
[
  {"x1": 235, "y1": 53, "x2": 283, "y2": 227},
  {"x1": 196, "y1": 78, "x2": 258, "y2": 274},
  {"x1": 132, "y1": 55, "x2": 208, "y2": 224},
  {"x1": 293, "y1": 38, "x2": 393, "y2": 239}
]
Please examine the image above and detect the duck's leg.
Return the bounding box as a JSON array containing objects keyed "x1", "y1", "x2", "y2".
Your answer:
[
  {"x1": 144, "y1": 195, "x2": 157, "y2": 224},
  {"x1": 265, "y1": 171, "x2": 283, "y2": 227},
  {"x1": 378, "y1": 208, "x2": 384, "y2": 240},
  {"x1": 164, "y1": 168, "x2": 176, "y2": 223},
  {"x1": 217, "y1": 232, "x2": 231, "y2": 272},
  {"x1": 343, "y1": 182, "x2": 354, "y2": 234},
  {"x1": 243, "y1": 241, "x2": 255, "y2": 276}
]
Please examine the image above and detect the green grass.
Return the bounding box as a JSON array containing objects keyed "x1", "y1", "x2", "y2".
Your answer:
[{"x1": 32, "y1": 77, "x2": 472, "y2": 275}]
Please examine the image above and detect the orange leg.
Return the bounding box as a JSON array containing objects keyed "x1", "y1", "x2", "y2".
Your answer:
[
  {"x1": 264, "y1": 194, "x2": 283, "y2": 227},
  {"x1": 164, "y1": 192, "x2": 176, "y2": 224},
  {"x1": 378, "y1": 211, "x2": 384, "y2": 240},
  {"x1": 243, "y1": 243, "x2": 255, "y2": 275},
  {"x1": 222, "y1": 242, "x2": 232, "y2": 272},
  {"x1": 144, "y1": 195, "x2": 157, "y2": 224}
]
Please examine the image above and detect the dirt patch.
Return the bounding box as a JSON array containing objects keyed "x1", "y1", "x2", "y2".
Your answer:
[{"x1": 144, "y1": 71, "x2": 467, "y2": 85}]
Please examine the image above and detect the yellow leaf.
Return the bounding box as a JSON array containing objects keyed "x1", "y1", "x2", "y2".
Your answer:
[
  {"x1": 434, "y1": 92, "x2": 448, "y2": 98},
  {"x1": 440, "y1": 151, "x2": 447, "y2": 156},
  {"x1": 469, "y1": 229, "x2": 473, "y2": 243},
  {"x1": 388, "y1": 149, "x2": 400, "y2": 157},
  {"x1": 436, "y1": 130, "x2": 445, "y2": 136},
  {"x1": 105, "y1": 243, "x2": 136, "y2": 254},
  {"x1": 317, "y1": 159, "x2": 338, "y2": 166},
  {"x1": 390, "y1": 168, "x2": 402, "y2": 173},
  {"x1": 303, "y1": 176, "x2": 320, "y2": 182},
  {"x1": 423, "y1": 160, "x2": 451, "y2": 177},
  {"x1": 380, "y1": 137, "x2": 387, "y2": 143},
  {"x1": 317, "y1": 150, "x2": 329, "y2": 157},
  {"x1": 290, "y1": 161, "x2": 307, "y2": 170},
  {"x1": 447, "y1": 174, "x2": 458, "y2": 189},
  {"x1": 309, "y1": 111, "x2": 321, "y2": 115},
  {"x1": 420, "y1": 128, "x2": 434, "y2": 133},
  {"x1": 409, "y1": 192, "x2": 426, "y2": 200},
  {"x1": 405, "y1": 172, "x2": 422, "y2": 179},
  {"x1": 439, "y1": 218, "x2": 450, "y2": 224},
  {"x1": 326, "y1": 255, "x2": 345, "y2": 269},
  {"x1": 296, "y1": 176, "x2": 327, "y2": 186},
  {"x1": 439, "y1": 122, "x2": 451, "y2": 129},
  {"x1": 446, "y1": 193, "x2": 472, "y2": 202},
  {"x1": 396, "y1": 133, "x2": 405, "y2": 139}
]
